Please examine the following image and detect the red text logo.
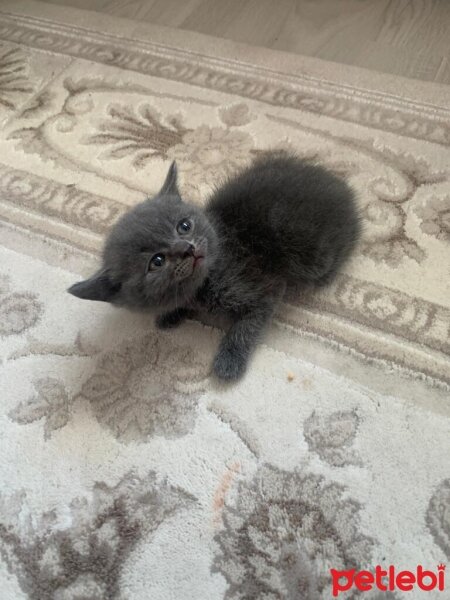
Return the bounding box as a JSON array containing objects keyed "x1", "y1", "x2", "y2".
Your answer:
[{"x1": 330, "y1": 564, "x2": 445, "y2": 596}]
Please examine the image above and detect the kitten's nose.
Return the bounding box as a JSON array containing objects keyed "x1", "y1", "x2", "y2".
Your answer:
[{"x1": 173, "y1": 241, "x2": 195, "y2": 258}]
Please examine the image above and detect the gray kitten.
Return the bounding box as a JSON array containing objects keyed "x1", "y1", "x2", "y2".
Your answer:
[{"x1": 69, "y1": 152, "x2": 360, "y2": 380}]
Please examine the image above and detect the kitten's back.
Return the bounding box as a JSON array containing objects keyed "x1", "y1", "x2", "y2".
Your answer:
[{"x1": 205, "y1": 152, "x2": 360, "y2": 285}]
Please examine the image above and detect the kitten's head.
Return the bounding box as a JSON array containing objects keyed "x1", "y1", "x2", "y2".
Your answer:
[{"x1": 68, "y1": 162, "x2": 218, "y2": 310}]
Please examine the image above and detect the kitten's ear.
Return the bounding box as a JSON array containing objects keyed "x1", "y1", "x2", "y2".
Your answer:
[
  {"x1": 67, "y1": 270, "x2": 121, "y2": 302},
  {"x1": 159, "y1": 160, "x2": 179, "y2": 196}
]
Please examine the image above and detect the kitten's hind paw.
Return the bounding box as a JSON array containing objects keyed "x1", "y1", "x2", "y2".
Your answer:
[
  {"x1": 213, "y1": 348, "x2": 247, "y2": 381},
  {"x1": 155, "y1": 308, "x2": 193, "y2": 329}
]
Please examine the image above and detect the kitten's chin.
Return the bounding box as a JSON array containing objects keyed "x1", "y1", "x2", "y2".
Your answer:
[
  {"x1": 161, "y1": 270, "x2": 207, "y2": 311},
  {"x1": 187, "y1": 268, "x2": 207, "y2": 296}
]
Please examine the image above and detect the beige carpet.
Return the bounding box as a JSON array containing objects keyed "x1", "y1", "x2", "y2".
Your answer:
[{"x1": 0, "y1": 1, "x2": 449, "y2": 598}]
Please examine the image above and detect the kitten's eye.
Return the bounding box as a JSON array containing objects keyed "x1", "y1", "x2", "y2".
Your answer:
[
  {"x1": 177, "y1": 219, "x2": 192, "y2": 234},
  {"x1": 149, "y1": 253, "x2": 165, "y2": 270}
]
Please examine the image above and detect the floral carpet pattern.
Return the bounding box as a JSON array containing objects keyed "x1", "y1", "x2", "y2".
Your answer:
[{"x1": 0, "y1": 1, "x2": 449, "y2": 599}]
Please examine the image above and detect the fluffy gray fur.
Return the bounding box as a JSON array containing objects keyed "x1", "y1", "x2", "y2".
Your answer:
[{"x1": 68, "y1": 152, "x2": 360, "y2": 380}]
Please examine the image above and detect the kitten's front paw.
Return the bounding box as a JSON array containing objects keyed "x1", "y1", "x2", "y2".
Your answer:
[{"x1": 213, "y1": 348, "x2": 246, "y2": 381}]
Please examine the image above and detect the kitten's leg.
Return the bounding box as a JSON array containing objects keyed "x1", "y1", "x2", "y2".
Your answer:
[
  {"x1": 213, "y1": 300, "x2": 274, "y2": 381},
  {"x1": 156, "y1": 307, "x2": 194, "y2": 329}
]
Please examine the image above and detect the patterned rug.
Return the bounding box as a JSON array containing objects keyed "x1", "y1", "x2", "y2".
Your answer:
[{"x1": 0, "y1": 1, "x2": 449, "y2": 598}]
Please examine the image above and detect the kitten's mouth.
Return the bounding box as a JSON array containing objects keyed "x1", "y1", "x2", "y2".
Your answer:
[{"x1": 193, "y1": 255, "x2": 204, "y2": 269}]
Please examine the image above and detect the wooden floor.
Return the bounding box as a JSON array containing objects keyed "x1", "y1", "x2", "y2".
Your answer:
[{"x1": 37, "y1": 0, "x2": 450, "y2": 84}]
